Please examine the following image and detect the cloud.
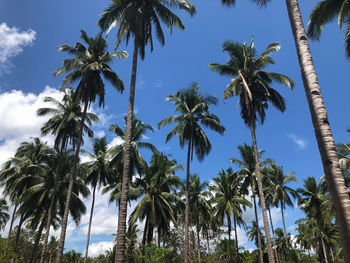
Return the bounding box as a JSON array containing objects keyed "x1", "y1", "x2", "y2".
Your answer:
[
  {"x1": 86, "y1": 241, "x2": 114, "y2": 257},
  {"x1": 108, "y1": 137, "x2": 124, "y2": 149},
  {"x1": 288, "y1": 134, "x2": 308, "y2": 150},
  {"x1": 0, "y1": 23, "x2": 36, "y2": 74}
]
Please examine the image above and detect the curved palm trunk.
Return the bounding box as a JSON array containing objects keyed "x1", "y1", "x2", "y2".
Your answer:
[
  {"x1": 227, "y1": 213, "x2": 233, "y2": 263},
  {"x1": 268, "y1": 206, "x2": 280, "y2": 263},
  {"x1": 233, "y1": 214, "x2": 239, "y2": 258},
  {"x1": 251, "y1": 126, "x2": 275, "y2": 263},
  {"x1": 280, "y1": 200, "x2": 291, "y2": 261},
  {"x1": 253, "y1": 194, "x2": 264, "y2": 263},
  {"x1": 56, "y1": 101, "x2": 88, "y2": 263},
  {"x1": 30, "y1": 220, "x2": 45, "y2": 263},
  {"x1": 197, "y1": 217, "x2": 201, "y2": 263},
  {"x1": 285, "y1": 1, "x2": 350, "y2": 261},
  {"x1": 12, "y1": 213, "x2": 24, "y2": 263},
  {"x1": 184, "y1": 137, "x2": 192, "y2": 263},
  {"x1": 4, "y1": 202, "x2": 17, "y2": 257},
  {"x1": 115, "y1": 42, "x2": 139, "y2": 263},
  {"x1": 84, "y1": 184, "x2": 97, "y2": 263},
  {"x1": 319, "y1": 228, "x2": 329, "y2": 263}
]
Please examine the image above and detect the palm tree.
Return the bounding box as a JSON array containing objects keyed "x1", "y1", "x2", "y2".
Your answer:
[
  {"x1": 221, "y1": 0, "x2": 350, "y2": 259},
  {"x1": 298, "y1": 177, "x2": 330, "y2": 263},
  {"x1": 98, "y1": 1, "x2": 195, "y2": 260},
  {"x1": 81, "y1": 137, "x2": 111, "y2": 263},
  {"x1": 0, "y1": 198, "x2": 9, "y2": 231},
  {"x1": 53, "y1": 30, "x2": 125, "y2": 263},
  {"x1": 187, "y1": 174, "x2": 211, "y2": 263},
  {"x1": 209, "y1": 168, "x2": 251, "y2": 263},
  {"x1": 159, "y1": 83, "x2": 225, "y2": 262},
  {"x1": 247, "y1": 220, "x2": 265, "y2": 254},
  {"x1": 210, "y1": 39, "x2": 294, "y2": 263},
  {"x1": 230, "y1": 143, "x2": 273, "y2": 263},
  {"x1": 266, "y1": 164, "x2": 298, "y2": 252},
  {"x1": 130, "y1": 152, "x2": 182, "y2": 246},
  {"x1": 37, "y1": 88, "x2": 98, "y2": 263}
]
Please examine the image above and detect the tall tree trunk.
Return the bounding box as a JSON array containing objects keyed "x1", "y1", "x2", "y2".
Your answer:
[
  {"x1": 206, "y1": 230, "x2": 210, "y2": 256},
  {"x1": 84, "y1": 184, "x2": 97, "y2": 263},
  {"x1": 30, "y1": 220, "x2": 45, "y2": 263},
  {"x1": 268, "y1": 206, "x2": 280, "y2": 263},
  {"x1": 250, "y1": 126, "x2": 275, "y2": 263},
  {"x1": 142, "y1": 216, "x2": 149, "y2": 246},
  {"x1": 319, "y1": 229, "x2": 329, "y2": 263},
  {"x1": 146, "y1": 221, "x2": 153, "y2": 245},
  {"x1": 253, "y1": 194, "x2": 264, "y2": 263},
  {"x1": 280, "y1": 200, "x2": 291, "y2": 261},
  {"x1": 12, "y1": 213, "x2": 24, "y2": 263},
  {"x1": 227, "y1": 213, "x2": 233, "y2": 263},
  {"x1": 184, "y1": 137, "x2": 192, "y2": 263},
  {"x1": 56, "y1": 101, "x2": 88, "y2": 263},
  {"x1": 115, "y1": 41, "x2": 139, "y2": 263},
  {"x1": 233, "y1": 214, "x2": 239, "y2": 258},
  {"x1": 285, "y1": 1, "x2": 350, "y2": 261},
  {"x1": 197, "y1": 216, "x2": 201, "y2": 263},
  {"x1": 4, "y1": 202, "x2": 17, "y2": 257}
]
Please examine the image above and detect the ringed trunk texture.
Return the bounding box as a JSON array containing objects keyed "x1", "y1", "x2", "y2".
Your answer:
[
  {"x1": 253, "y1": 194, "x2": 264, "y2": 263},
  {"x1": 4, "y1": 202, "x2": 17, "y2": 257},
  {"x1": 251, "y1": 126, "x2": 275, "y2": 263},
  {"x1": 56, "y1": 101, "x2": 88, "y2": 263},
  {"x1": 268, "y1": 206, "x2": 280, "y2": 263},
  {"x1": 184, "y1": 137, "x2": 192, "y2": 263},
  {"x1": 30, "y1": 220, "x2": 45, "y2": 263},
  {"x1": 285, "y1": 0, "x2": 350, "y2": 261},
  {"x1": 227, "y1": 214, "x2": 233, "y2": 263},
  {"x1": 84, "y1": 184, "x2": 97, "y2": 263},
  {"x1": 114, "y1": 42, "x2": 138, "y2": 263}
]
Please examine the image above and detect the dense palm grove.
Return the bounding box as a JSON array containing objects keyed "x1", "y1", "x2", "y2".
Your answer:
[{"x1": 1, "y1": 0, "x2": 350, "y2": 263}]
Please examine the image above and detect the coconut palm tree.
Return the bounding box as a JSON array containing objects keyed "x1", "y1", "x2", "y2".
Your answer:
[
  {"x1": 37, "y1": 88, "x2": 98, "y2": 263},
  {"x1": 209, "y1": 168, "x2": 251, "y2": 263},
  {"x1": 159, "y1": 83, "x2": 225, "y2": 262},
  {"x1": 266, "y1": 164, "x2": 298, "y2": 252},
  {"x1": 0, "y1": 199, "x2": 9, "y2": 231},
  {"x1": 98, "y1": 1, "x2": 195, "y2": 261},
  {"x1": 80, "y1": 137, "x2": 111, "y2": 263},
  {"x1": 247, "y1": 220, "x2": 265, "y2": 253},
  {"x1": 210, "y1": 38, "x2": 294, "y2": 263},
  {"x1": 53, "y1": 30, "x2": 125, "y2": 263},
  {"x1": 230, "y1": 143, "x2": 273, "y2": 263},
  {"x1": 221, "y1": 0, "x2": 350, "y2": 260}
]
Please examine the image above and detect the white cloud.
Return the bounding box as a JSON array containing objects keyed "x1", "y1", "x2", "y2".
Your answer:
[
  {"x1": 95, "y1": 130, "x2": 105, "y2": 138},
  {"x1": 0, "y1": 86, "x2": 62, "y2": 166},
  {"x1": 86, "y1": 241, "x2": 114, "y2": 257},
  {"x1": 108, "y1": 137, "x2": 124, "y2": 149},
  {"x1": 288, "y1": 133, "x2": 308, "y2": 150},
  {"x1": 0, "y1": 23, "x2": 36, "y2": 73}
]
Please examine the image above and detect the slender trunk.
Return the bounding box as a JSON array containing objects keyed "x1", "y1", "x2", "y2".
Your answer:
[
  {"x1": 30, "y1": 220, "x2": 45, "y2": 263},
  {"x1": 142, "y1": 216, "x2": 148, "y2": 246},
  {"x1": 84, "y1": 184, "x2": 96, "y2": 263},
  {"x1": 253, "y1": 194, "x2": 264, "y2": 263},
  {"x1": 233, "y1": 214, "x2": 239, "y2": 258},
  {"x1": 280, "y1": 200, "x2": 291, "y2": 261},
  {"x1": 4, "y1": 202, "x2": 17, "y2": 256},
  {"x1": 115, "y1": 41, "x2": 139, "y2": 263},
  {"x1": 206, "y1": 230, "x2": 210, "y2": 256},
  {"x1": 330, "y1": 247, "x2": 335, "y2": 263},
  {"x1": 184, "y1": 137, "x2": 192, "y2": 263},
  {"x1": 268, "y1": 206, "x2": 280, "y2": 263},
  {"x1": 197, "y1": 216, "x2": 201, "y2": 263},
  {"x1": 319, "y1": 231, "x2": 329, "y2": 263},
  {"x1": 56, "y1": 101, "x2": 88, "y2": 263},
  {"x1": 250, "y1": 126, "x2": 275, "y2": 263},
  {"x1": 12, "y1": 213, "x2": 24, "y2": 263},
  {"x1": 157, "y1": 228, "x2": 160, "y2": 248},
  {"x1": 146, "y1": 221, "x2": 153, "y2": 245},
  {"x1": 227, "y1": 213, "x2": 233, "y2": 263},
  {"x1": 285, "y1": 1, "x2": 350, "y2": 261}
]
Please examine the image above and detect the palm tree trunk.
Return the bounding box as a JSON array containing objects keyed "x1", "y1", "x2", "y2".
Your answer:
[
  {"x1": 285, "y1": 1, "x2": 350, "y2": 261},
  {"x1": 115, "y1": 41, "x2": 139, "y2": 263},
  {"x1": 280, "y1": 200, "x2": 291, "y2": 259},
  {"x1": 227, "y1": 213, "x2": 233, "y2": 263},
  {"x1": 319, "y1": 230, "x2": 329, "y2": 263},
  {"x1": 253, "y1": 194, "x2": 264, "y2": 263},
  {"x1": 30, "y1": 220, "x2": 45, "y2": 263},
  {"x1": 84, "y1": 184, "x2": 97, "y2": 263},
  {"x1": 184, "y1": 137, "x2": 192, "y2": 263},
  {"x1": 12, "y1": 213, "x2": 24, "y2": 263},
  {"x1": 268, "y1": 206, "x2": 280, "y2": 263},
  {"x1": 147, "y1": 221, "x2": 153, "y2": 244},
  {"x1": 142, "y1": 216, "x2": 149, "y2": 246},
  {"x1": 56, "y1": 101, "x2": 89, "y2": 263},
  {"x1": 206, "y1": 230, "x2": 210, "y2": 256},
  {"x1": 197, "y1": 217, "x2": 201, "y2": 263},
  {"x1": 233, "y1": 214, "x2": 239, "y2": 258},
  {"x1": 250, "y1": 126, "x2": 275, "y2": 263},
  {"x1": 4, "y1": 202, "x2": 17, "y2": 257}
]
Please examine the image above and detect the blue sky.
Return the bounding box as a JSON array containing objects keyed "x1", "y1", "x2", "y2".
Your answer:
[{"x1": 0, "y1": 0, "x2": 349, "y2": 256}]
